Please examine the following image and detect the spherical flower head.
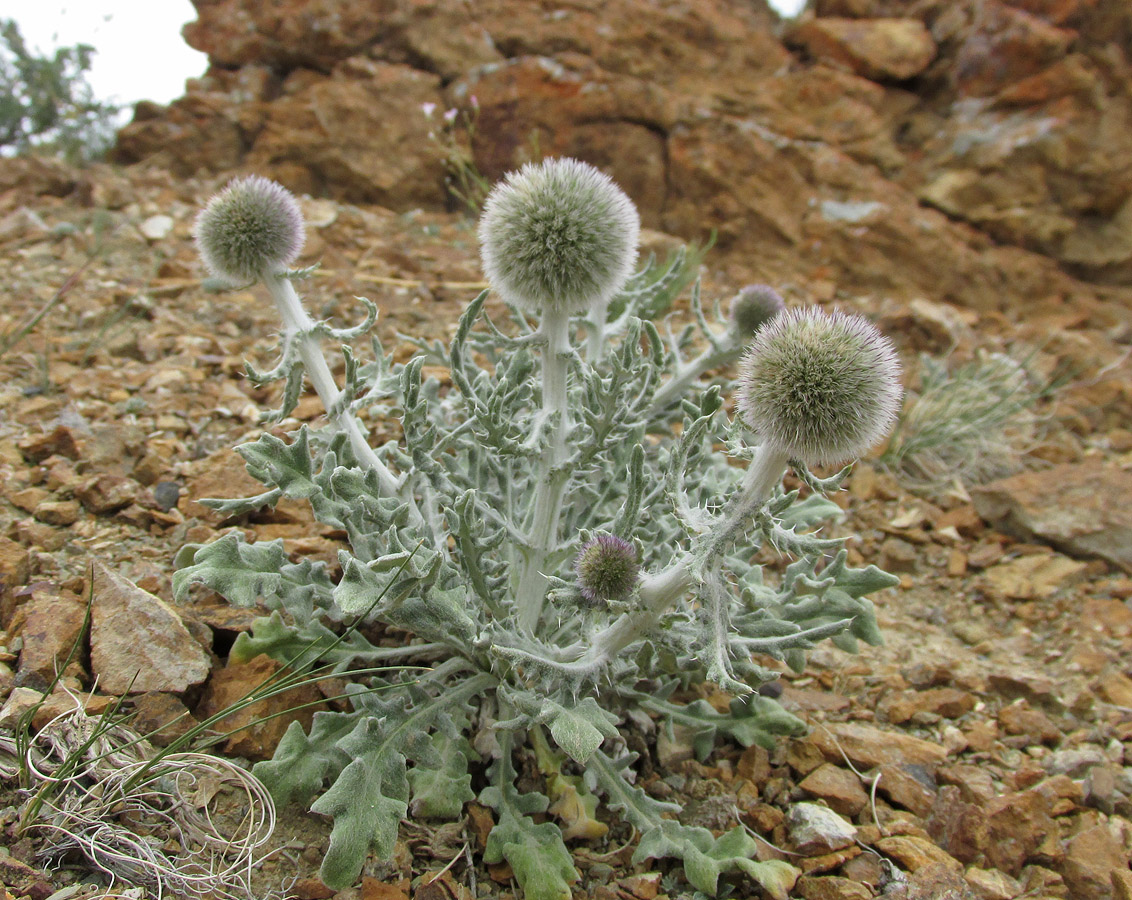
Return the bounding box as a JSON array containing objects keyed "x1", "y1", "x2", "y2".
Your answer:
[
  {"x1": 737, "y1": 307, "x2": 903, "y2": 467},
  {"x1": 729, "y1": 284, "x2": 785, "y2": 339},
  {"x1": 478, "y1": 158, "x2": 640, "y2": 316},
  {"x1": 194, "y1": 175, "x2": 305, "y2": 282},
  {"x1": 574, "y1": 534, "x2": 640, "y2": 606}
]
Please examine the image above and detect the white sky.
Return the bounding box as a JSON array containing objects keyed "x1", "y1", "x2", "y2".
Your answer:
[
  {"x1": 3, "y1": 0, "x2": 808, "y2": 109},
  {"x1": 1, "y1": 0, "x2": 207, "y2": 107}
]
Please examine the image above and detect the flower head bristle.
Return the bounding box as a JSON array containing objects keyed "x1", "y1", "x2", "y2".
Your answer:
[
  {"x1": 194, "y1": 175, "x2": 305, "y2": 282},
  {"x1": 737, "y1": 307, "x2": 903, "y2": 467},
  {"x1": 478, "y1": 158, "x2": 640, "y2": 316},
  {"x1": 574, "y1": 534, "x2": 640, "y2": 606}
]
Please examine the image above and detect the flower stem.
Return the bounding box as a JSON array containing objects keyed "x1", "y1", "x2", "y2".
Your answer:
[
  {"x1": 579, "y1": 443, "x2": 790, "y2": 665},
  {"x1": 649, "y1": 335, "x2": 742, "y2": 415},
  {"x1": 262, "y1": 273, "x2": 436, "y2": 540},
  {"x1": 515, "y1": 308, "x2": 572, "y2": 633}
]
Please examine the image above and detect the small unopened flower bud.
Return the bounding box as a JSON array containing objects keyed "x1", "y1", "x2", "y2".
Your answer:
[
  {"x1": 729, "y1": 284, "x2": 785, "y2": 339},
  {"x1": 574, "y1": 534, "x2": 640, "y2": 606},
  {"x1": 737, "y1": 307, "x2": 903, "y2": 467},
  {"x1": 194, "y1": 175, "x2": 305, "y2": 282},
  {"x1": 478, "y1": 158, "x2": 640, "y2": 316}
]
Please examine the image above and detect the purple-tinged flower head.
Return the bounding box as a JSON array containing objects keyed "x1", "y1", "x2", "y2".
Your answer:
[
  {"x1": 574, "y1": 534, "x2": 640, "y2": 606},
  {"x1": 194, "y1": 175, "x2": 305, "y2": 282},
  {"x1": 737, "y1": 307, "x2": 903, "y2": 467},
  {"x1": 729, "y1": 284, "x2": 785, "y2": 339},
  {"x1": 478, "y1": 158, "x2": 640, "y2": 316}
]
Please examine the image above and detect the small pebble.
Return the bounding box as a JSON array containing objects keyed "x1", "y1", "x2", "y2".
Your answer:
[{"x1": 153, "y1": 481, "x2": 181, "y2": 512}]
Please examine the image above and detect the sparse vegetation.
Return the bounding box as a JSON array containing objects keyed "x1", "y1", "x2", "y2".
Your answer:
[{"x1": 0, "y1": 18, "x2": 118, "y2": 162}]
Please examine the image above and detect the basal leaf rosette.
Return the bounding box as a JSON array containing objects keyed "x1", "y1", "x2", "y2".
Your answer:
[
  {"x1": 737, "y1": 307, "x2": 903, "y2": 467},
  {"x1": 194, "y1": 175, "x2": 305, "y2": 282},
  {"x1": 478, "y1": 158, "x2": 640, "y2": 316}
]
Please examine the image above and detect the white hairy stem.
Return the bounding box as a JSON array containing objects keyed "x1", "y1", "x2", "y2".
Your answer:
[
  {"x1": 649, "y1": 334, "x2": 742, "y2": 414},
  {"x1": 262, "y1": 272, "x2": 436, "y2": 540},
  {"x1": 577, "y1": 442, "x2": 791, "y2": 666},
  {"x1": 515, "y1": 308, "x2": 573, "y2": 634}
]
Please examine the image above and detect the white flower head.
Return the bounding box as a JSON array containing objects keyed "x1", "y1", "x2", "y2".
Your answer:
[
  {"x1": 194, "y1": 175, "x2": 305, "y2": 282},
  {"x1": 737, "y1": 307, "x2": 903, "y2": 467},
  {"x1": 478, "y1": 158, "x2": 640, "y2": 316}
]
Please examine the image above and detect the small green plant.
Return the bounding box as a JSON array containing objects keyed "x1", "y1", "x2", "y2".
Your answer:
[
  {"x1": 880, "y1": 350, "x2": 1049, "y2": 494},
  {"x1": 176, "y1": 163, "x2": 903, "y2": 899},
  {"x1": 0, "y1": 18, "x2": 118, "y2": 162}
]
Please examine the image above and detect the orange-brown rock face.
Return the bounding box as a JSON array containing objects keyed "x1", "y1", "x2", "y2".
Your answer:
[{"x1": 113, "y1": 0, "x2": 1132, "y2": 291}]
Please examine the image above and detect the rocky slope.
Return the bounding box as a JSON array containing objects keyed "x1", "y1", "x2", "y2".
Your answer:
[
  {"x1": 1, "y1": 0, "x2": 1132, "y2": 898},
  {"x1": 114, "y1": 0, "x2": 1132, "y2": 300}
]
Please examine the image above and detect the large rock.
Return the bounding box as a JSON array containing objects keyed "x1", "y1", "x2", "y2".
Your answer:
[
  {"x1": 110, "y1": 0, "x2": 1132, "y2": 291},
  {"x1": 972, "y1": 459, "x2": 1132, "y2": 572},
  {"x1": 90, "y1": 562, "x2": 212, "y2": 694},
  {"x1": 787, "y1": 17, "x2": 937, "y2": 81}
]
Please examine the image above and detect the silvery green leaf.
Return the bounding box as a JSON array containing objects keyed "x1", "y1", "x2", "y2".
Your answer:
[
  {"x1": 236, "y1": 426, "x2": 318, "y2": 499},
  {"x1": 543, "y1": 698, "x2": 619, "y2": 764},
  {"x1": 408, "y1": 732, "x2": 476, "y2": 818},
  {"x1": 172, "y1": 533, "x2": 334, "y2": 617},
  {"x1": 253, "y1": 712, "x2": 357, "y2": 808},
  {"x1": 481, "y1": 750, "x2": 577, "y2": 900},
  {"x1": 198, "y1": 487, "x2": 282, "y2": 516},
  {"x1": 635, "y1": 822, "x2": 800, "y2": 899},
  {"x1": 778, "y1": 492, "x2": 844, "y2": 530}
]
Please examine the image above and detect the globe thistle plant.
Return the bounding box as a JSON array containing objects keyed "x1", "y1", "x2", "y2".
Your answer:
[
  {"x1": 194, "y1": 175, "x2": 305, "y2": 282},
  {"x1": 738, "y1": 307, "x2": 903, "y2": 467},
  {"x1": 176, "y1": 168, "x2": 903, "y2": 900}
]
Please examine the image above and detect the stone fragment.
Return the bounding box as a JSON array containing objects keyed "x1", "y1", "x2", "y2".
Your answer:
[
  {"x1": 972, "y1": 460, "x2": 1132, "y2": 573},
  {"x1": 880, "y1": 688, "x2": 976, "y2": 724},
  {"x1": 983, "y1": 788, "x2": 1058, "y2": 876},
  {"x1": 33, "y1": 499, "x2": 80, "y2": 526},
  {"x1": 810, "y1": 722, "x2": 948, "y2": 770},
  {"x1": 875, "y1": 835, "x2": 962, "y2": 873},
  {"x1": 1044, "y1": 745, "x2": 1107, "y2": 778},
  {"x1": 874, "y1": 763, "x2": 938, "y2": 817},
  {"x1": 139, "y1": 214, "x2": 174, "y2": 240},
  {"x1": 0, "y1": 535, "x2": 30, "y2": 596},
  {"x1": 1114, "y1": 868, "x2": 1132, "y2": 900},
  {"x1": 927, "y1": 786, "x2": 989, "y2": 866},
  {"x1": 789, "y1": 17, "x2": 937, "y2": 81},
  {"x1": 0, "y1": 687, "x2": 44, "y2": 729},
  {"x1": 90, "y1": 562, "x2": 211, "y2": 694},
  {"x1": 195, "y1": 654, "x2": 321, "y2": 761},
  {"x1": 798, "y1": 845, "x2": 861, "y2": 875},
  {"x1": 131, "y1": 692, "x2": 200, "y2": 746},
  {"x1": 0, "y1": 856, "x2": 54, "y2": 900},
  {"x1": 981, "y1": 552, "x2": 1087, "y2": 601},
  {"x1": 1097, "y1": 672, "x2": 1132, "y2": 707},
  {"x1": 16, "y1": 586, "x2": 86, "y2": 682},
  {"x1": 997, "y1": 701, "x2": 1061, "y2": 745},
  {"x1": 76, "y1": 473, "x2": 138, "y2": 513},
  {"x1": 796, "y1": 875, "x2": 873, "y2": 900},
  {"x1": 18, "y1": 425, "x2": 82, "y2": 461},
  {"x1": 798, "y1": 763, "x2": 869, "y2": 817},
  {"x1": 964, "y1": 866, "x2": 1022, "y2": 900},
  {"x1": 8, "y1": 487, "x2": 50, "y2": 513},
  {"x1": 884, "y1": 862, "x2": 979, "y2": 900},
  {"x1": 786, "y1": 802, "x2": 857, "y2": 855},
  {"x1": 180, "y1": 446, "x2": 267, "y2": 523},
  {"x1": 1061, "y1": 825, "x2": 1127, "y2": 899}
]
